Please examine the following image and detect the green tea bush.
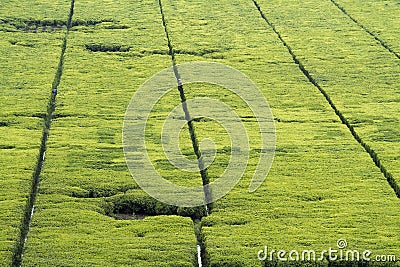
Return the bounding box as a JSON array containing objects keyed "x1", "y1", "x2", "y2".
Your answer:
[{"x1": 85, "y1": 43, "x2": 131, "y2": 52}]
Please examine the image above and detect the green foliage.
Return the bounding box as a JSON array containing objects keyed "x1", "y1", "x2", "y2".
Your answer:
[
  {"x1": 85, "y1": 43, "x2": 131, "y2": 53},
  {"x1": 160, "y1": 0, "x2": 400, "y2": 266},
  {"x1": 253, "y1": 0, "x2": 400, "y2": 183},
  {"x1": 332, "y1": 0, "x2": 400, "y2": 55},
  {"x1": 1, "y1": 0, "x2": 399, "y2": 266},
  {"x1": 178, "y1": 206, "x2": 208, "y2": 220},
  {"x1": 0, "y1": 6, "x2": 67, "y2": 262},
  {"x1": 108, "y1": 191, "x2": 177, "y2": 217},
  {"x1": 18, "y1": 1, "x2": 198, "y2": 266}
]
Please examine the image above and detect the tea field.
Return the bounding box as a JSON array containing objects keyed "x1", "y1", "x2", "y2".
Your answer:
[{"x1": 0, "y1": 0, "x2": 399, "y2": 266}]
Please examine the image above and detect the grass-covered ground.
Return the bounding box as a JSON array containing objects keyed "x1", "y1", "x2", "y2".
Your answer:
[{"x1": 1, "y1": 0, "x2": 399, "y2": 266}]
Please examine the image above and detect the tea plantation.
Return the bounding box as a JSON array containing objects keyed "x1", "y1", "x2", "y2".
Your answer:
[{"x1": 0, "y1": 0, "x2": 399, "y2": 266}]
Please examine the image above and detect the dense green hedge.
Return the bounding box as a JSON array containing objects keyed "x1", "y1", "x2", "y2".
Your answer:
[
  {"x1": 2, "y1": 0, "x2": 399, "y2": 266},
  {"x1": 21, "y1": 0, "x2": 199, "y2": 266},
  {"x1": 160, "y1": 0, "x2": 400, "y2": 266},
  {"x1": 0, "y1": 1, "x2": 68, "y2": 261}
]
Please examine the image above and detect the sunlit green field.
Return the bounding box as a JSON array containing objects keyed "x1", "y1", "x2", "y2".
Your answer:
[
  {"x1": 1, "y1": 0, "x2": 399, "y2": 266},
  {"x1": 0, "y1": 0, "x2": 68, "y2": 264}
]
